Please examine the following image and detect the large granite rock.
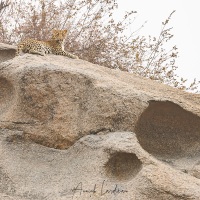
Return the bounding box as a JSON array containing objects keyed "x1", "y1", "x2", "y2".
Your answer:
[{"x1": 0, "y1": 43, "x2": 200, "y2": 199}]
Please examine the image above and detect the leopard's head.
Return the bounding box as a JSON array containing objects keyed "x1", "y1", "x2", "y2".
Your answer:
[{"x1": 51, "y1": 29, "x2": 67, "y2": 41}]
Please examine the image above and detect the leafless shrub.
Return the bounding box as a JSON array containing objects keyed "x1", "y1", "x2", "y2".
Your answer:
[
  {"x1": 0, "y1": 0, "x2": 9, "y2": 13},
  {"x1": 0, "y1": 0, "x2": 199, "y2": 92}
]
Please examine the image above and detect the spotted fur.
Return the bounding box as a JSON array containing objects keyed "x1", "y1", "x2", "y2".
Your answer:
[{"x1": 16, "y1": 30, "x2": 78, "y2": 59}]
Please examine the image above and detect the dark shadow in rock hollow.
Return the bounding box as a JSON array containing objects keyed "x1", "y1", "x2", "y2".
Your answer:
[
  {"x1": 135, "y1": 101, "x2": 200, "y2": 177},
  {"x1": 0, "y1": 77, "x2": 15, "y2": 115},
  {"x1": 135, "y1": 101, "x2": 200, "y2": 158},
  {"x1": 105, "y1": 152, "x2": 142, "y2": 181},
  {"x1": 0, "y1": 49, "x2": 16, "y2": 63}
]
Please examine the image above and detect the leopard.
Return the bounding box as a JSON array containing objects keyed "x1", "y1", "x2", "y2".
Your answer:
[{"x1": 16, "y1": 29, "x2": 78, "y2": 59}]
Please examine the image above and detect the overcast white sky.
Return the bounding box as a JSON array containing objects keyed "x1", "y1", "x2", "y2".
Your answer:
[{"x1": 116, "y1": 0, "x2": 200, "y2": 83}]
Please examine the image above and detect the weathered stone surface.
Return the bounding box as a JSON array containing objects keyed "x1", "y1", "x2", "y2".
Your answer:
[
  {"x1": 0, "y1": 53, "x2": 148, "y2": 149},
  {"x1": 1, "y1": 130, "x2": 200, "y2": 200},
  {"x1": 0, "y1": 43, "x2": 200, "y2": 199}
]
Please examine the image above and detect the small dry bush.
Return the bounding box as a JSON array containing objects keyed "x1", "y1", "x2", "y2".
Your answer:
[{"x1": 0, "y1": 0, "x2": 199, "y2": 92}]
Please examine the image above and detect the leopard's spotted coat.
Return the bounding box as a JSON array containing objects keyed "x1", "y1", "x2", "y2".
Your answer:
[{"x1": 16, "y1": 30, "x2": 78, "y2": 59}]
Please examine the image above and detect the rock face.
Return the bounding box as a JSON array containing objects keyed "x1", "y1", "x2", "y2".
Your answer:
[{"x1": 0, "y1": 43, "x2": 200, "y2": 199}]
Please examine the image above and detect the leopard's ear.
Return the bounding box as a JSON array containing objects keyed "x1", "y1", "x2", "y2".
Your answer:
[
  {"x1": 63, "y1": 29, "x2": 67, "y2": 34},
  {"x1": 52, "y1": 29, "x2": 58, "y2": 34}
]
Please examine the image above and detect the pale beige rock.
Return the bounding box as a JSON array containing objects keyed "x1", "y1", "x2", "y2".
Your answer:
[{"x1": 0, "y1": 43, "x2": 200, "y2": 199}]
